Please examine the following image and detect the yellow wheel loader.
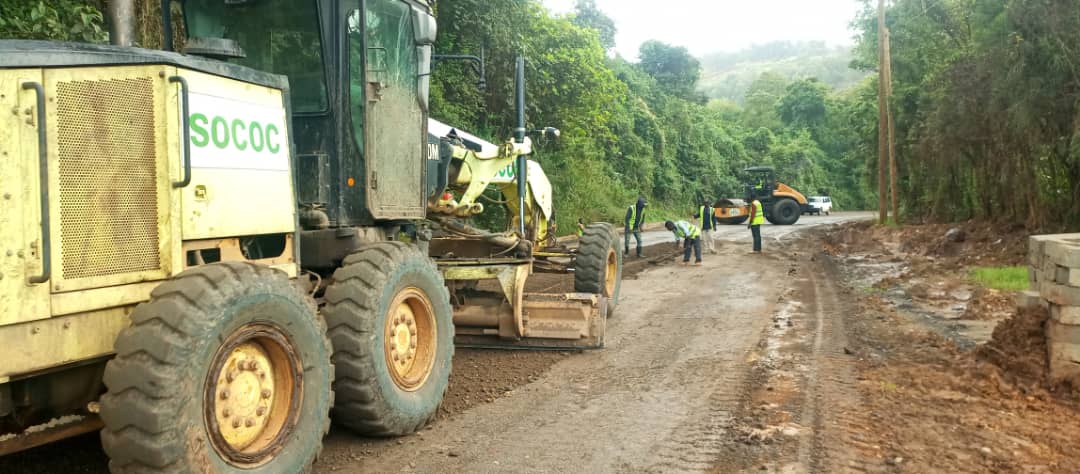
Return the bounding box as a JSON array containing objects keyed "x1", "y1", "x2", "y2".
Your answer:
[{"x1": 0, "y1": 0, "x2": 619, "y2": 470}]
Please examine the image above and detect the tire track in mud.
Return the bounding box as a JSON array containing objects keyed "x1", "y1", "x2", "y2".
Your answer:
[
  {"x1": 798, "y1": 259, "x2": 884, "y2": 473},
  {"x1": 640, "y1": 292, "x2": 768, "y2": 473},
  {"x1": 643, "y1": 353, "x2": 746, "y2": 473}
]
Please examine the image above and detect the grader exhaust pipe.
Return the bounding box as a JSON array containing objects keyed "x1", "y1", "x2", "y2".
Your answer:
[
  {"x1": 107, "y1": 0, "x2": 173, "y2": 50},
  {"x1": 107, "y1": 0, "x2": 135, "y2": 47}
]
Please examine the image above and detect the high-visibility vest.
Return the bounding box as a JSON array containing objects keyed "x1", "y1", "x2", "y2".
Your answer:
[
  {"x1": 627, "y1": 206, "x2": 644, "y2": 229},
  {"x1": 698, "y1": 205, "x2": 714, "y2": 230},
  {"x1": 751, "y1": 200, "x2": 765, "y2": 226},
  {"x1": 673, "y1": 221, "x2": 700, "y2": 239}
]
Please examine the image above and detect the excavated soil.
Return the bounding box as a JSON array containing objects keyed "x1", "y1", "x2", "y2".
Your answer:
[{"x1": 812, "y1": 221, "x2": 1080, "y2": 473}]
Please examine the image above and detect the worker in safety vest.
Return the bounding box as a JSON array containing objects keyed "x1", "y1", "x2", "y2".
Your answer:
[
  {"x1": 748, "y1": 197, "x2": 765, "y2": 253},
  {"x1": 624, "y1": 197, "x2": 647, "y2": 257},
  {"x1": 576, "y1": 218, "x2": 586, "y2": 237},
  {"x1": 693, "y1": 198, "x2": 718, "y2": 254},
  {"x1": 665, "y1": 220, "x2": 702, "y2": 266}
]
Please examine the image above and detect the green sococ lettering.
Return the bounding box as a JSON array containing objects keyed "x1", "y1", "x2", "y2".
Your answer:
[
  {"x1": 211, "y1": 116, "x2": 229, "y2": 149},
  {"x1": 187, "y1": 113, "x2": 282, "y2": 153},
  {"x1": 231, "y1": 119, "x2": 248, "y2": 151},
  {"x1": 266, "y1": 124, "x2": 280, "y2": 154},
  {"x1": 249, "y1": 122, "x2": 264, "y2": 152},
  {"x1": 190, "y1": 113, "x2": 209, "y2": 147}
]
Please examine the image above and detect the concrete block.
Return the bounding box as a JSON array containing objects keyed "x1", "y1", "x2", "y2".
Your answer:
[
  {"x1": 1042, "y1": 282, "x2": 1080, "y2": 306},
  {"x1": 1047, "y1": 342, "x2": 1080, "y2": 382},
  {"x1": 1056, "y1": 265, "x2": 1080, "y2": 287},
  {"x1": 1050, "y1": 304, "x2": 1080, "y2": 325},
  {"x1": 1016, "y1": 290, "x2": 1047, "y2": 311},
  {"x1": 1046, "y1": 319, "x2": 1080, "y2": 381},
  {"x1": 1043, "y1": 236, "x2": 1080, "y2": 269}
]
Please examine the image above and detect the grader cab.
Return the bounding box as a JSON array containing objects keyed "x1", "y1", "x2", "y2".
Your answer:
[{"x1": 0, "y1": 0, "x2": 620, "y2": 471}]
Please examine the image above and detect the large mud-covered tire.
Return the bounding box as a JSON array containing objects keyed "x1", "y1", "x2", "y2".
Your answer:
[
  {"x1": 770, "y1": 198, "x2": 801, "y2": 225},
  {"x1": 574, "y1": 222, "x2": 622, "y2": 317},
  {"x1": 323, "y1": 242, "x2": 453, "y2": 436},
  {"x1": 100, "y1": 262, "x2": 333, "y2": 474}
]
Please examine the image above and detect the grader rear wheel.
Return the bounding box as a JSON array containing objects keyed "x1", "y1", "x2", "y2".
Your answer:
[
  {"x1": 574, "y1": 223, "x2": 622, "y2": 317},
  {"x1": 323, "y1": 242, "x2": 454, "y2": 436},
  {"x1": 100, "y1": 262, "x2": 332, "y2": 473}
]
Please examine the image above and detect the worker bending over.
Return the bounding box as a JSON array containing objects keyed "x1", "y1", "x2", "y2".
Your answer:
[{"x1": 665, "y1": 220, "x2": 702, "y2": 266}]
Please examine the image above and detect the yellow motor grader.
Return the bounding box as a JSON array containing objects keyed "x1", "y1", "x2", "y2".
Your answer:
[{"x1": 0, "y1": 0, "x2": 620, "y2": 471}]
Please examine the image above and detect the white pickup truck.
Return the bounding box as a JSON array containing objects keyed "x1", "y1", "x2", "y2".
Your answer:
[{"x1": 807, "y1": 196, "x2": 833, "y2": 215}]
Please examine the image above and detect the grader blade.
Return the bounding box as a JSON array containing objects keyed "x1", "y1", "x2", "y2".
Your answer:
[{"x1": 453, "y1": 293, "x2": 607, "y2": 350}]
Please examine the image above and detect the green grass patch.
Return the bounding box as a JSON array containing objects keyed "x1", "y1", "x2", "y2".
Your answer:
[{"x1": 970, "y1": 266, "x2": 1029, "y2": 291}]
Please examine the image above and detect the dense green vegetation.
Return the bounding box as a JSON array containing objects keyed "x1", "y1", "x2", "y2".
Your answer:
[
  {"x1": 0, "y1": 0, "x2": 107, "y2": 42},
  {"x1": 852, "y1": 0, "x2": 1080, "y2": 230},
  {"x1": 430, "y1": 0, "x2": 876, "y2": 232}
]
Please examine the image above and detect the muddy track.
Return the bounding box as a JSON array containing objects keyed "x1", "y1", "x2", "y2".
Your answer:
[
  {"x1": 316, "y1": 245, "x2": 782, "y2": 472},
  {"x1": 800, "y1": 257, "x2": 881, "y2": 472},
  {"x1": 720, "y1": 244, "x2": 882, "y2": 473}
]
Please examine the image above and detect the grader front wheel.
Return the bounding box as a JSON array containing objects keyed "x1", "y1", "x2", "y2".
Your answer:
[
  {"x1": 100, "y1": 262, "x2": 333, "y2": 473},
  {"x1": 575, "y1": 222, "x2": 622, "y2": 317}
]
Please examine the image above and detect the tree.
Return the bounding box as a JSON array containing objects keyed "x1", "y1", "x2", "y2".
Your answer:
[
  {"x1": 637, "y1": 40, "x2": 705, "y2": 103},
  {"x1": 571, "y1": 0, "x2": 615, "y2": 51},
  {"x1": 778, "y1": 78, "x2": 828, "y2": 131}
]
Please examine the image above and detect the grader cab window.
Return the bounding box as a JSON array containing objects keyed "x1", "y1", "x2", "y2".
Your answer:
[{"x1": 184, "y1": 0, "x2": 328, "y2": 113}]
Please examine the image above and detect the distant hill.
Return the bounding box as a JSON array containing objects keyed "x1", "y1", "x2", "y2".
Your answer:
[{"x1": 698, "y1": 41, "x2": 869, "y2": 104}]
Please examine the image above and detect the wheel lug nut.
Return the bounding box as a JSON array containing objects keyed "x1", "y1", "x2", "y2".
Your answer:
[
  {"x1": 232, "y1": 419, "x2": 241, "y2": 428},
  {"x1": 222, "y1": 408, "x2": 231, "y2": 418},
  {"x1": 245, "y1": 418, "x2": 255, "y2": 428},
  {"x1": 410, "y1": 341, "x2": 417, "y2": 349},
  {"x1": 226, "y1": 371, "x2": 237, "y2": 382},
  {"x1": 220, "y1": 389, "x2": 230, "y2": 400},
  {"x1": 261, "y1": 389, "x2": 272, "y2": 399},
  {"x1": 258, "y1": 371, "x2": 266, "y2": 380},
  {"x1": 257, "y1": 406, "x2": 266, "y2": 416}
]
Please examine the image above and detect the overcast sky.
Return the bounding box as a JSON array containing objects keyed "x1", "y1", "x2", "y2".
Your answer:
[{"x1": 541, "y1": 0, "x2": 864, "y2": 59}]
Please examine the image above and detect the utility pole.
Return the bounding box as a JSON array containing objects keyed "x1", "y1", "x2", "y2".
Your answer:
[
  {"x1": 884, "y1": 27, "x2": 899, "y2": 222},
  {"x1": 877, "y1": 0, "x2": 888, "y2": 224}
]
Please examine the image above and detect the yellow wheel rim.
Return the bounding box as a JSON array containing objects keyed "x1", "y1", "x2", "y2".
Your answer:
[
  {"x1": 604, "y1": 248, "x2": 618, "y2": 297},
  {"x1": 384, "y1": 287, "x2": 437, "y2": 392},
  {"x1": 206, "y1": 324, "x2": 301, "y2": 466}
]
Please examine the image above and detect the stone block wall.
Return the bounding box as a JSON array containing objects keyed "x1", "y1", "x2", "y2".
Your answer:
[{"x1": 1030, "y1": 234, "x2": 1080, "y2": 381}]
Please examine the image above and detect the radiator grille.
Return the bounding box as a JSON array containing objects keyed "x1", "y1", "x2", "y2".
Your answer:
[{"x1": 56, "y1": 77, "x2": 161, "y2": 280}]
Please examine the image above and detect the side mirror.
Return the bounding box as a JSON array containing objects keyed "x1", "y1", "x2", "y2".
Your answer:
[{"x1": 533, "y1": 127, "x2": 560, "y2": 141}]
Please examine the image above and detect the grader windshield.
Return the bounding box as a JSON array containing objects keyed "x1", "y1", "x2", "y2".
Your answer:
[{"x1": 183, "y1": 0, "x2": 329, "y2": 113}]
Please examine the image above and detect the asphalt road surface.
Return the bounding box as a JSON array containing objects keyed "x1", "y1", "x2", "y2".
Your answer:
[{"x1": 631, "y1": 211, "x2": 873, "y2": 248}]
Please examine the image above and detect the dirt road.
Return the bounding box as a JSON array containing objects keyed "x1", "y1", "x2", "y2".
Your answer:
[
  {"x1": 0, "y1": 214, "x2": 870, "y2": 473},
  {"x1": 314, "y1": 214, "x2": 873, "y2": 473}
]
